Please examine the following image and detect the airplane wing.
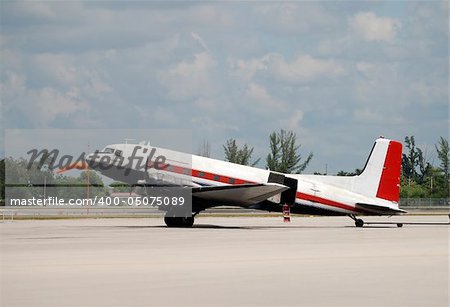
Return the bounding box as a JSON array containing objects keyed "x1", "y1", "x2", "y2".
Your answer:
[
  {"x1": 355, "y1": 203, "x2": 407, "y2": 215},
  {"x1": 192, "y1": 183, "x2": 289, "y2": 207}
]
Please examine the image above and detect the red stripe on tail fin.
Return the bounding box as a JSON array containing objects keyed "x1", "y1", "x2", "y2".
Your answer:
[{"x1": 376, "y1": 141, "x2": 402, "y2": 202}]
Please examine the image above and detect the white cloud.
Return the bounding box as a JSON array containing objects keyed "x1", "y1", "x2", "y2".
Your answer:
[
  {"x1": 33, "y1": 54, "x2": 78, "y2": 85},
  {"x1": 244, "y1": 83, "x2": 284, "y2": 108},
  {"x1": 32, "y1": 53, "x2": 113, "y2": 97},
  {"x1": 1, "y1": 71, "x2": 26, "y2": 98},
  {"x1": 230, "y1": 54, "x2": 272, "y2": 82},
  {"x1": 191, "y1": 32, "x2": 209, "y2": 52},
  {"x1": 1, "y1": 2, "x2": 447, "y2": 172},
  {"x1": 187, "y1": 5, "x2": 234, "y2": 28},
  {"x1": 8, "y1": 86, "x2": 88, "y2": 126},
  {"x1": 286, "y1": 110, "x2": 304, "y2": 131},
  {"x1": 254, "y1": 3, "x2": 337, "y2": 34},
  {"x1": 271, "y1": 54, "x2": 345, "y2": 83},
  {"x1": 353, "y1": 107, "x2": 406, "y2": 126},
  {"x1": 32, "y1": 87, "x2": 87, "y2": 122},
  {"x1": 409, "y1": 80, "x2": 448, "y2": 106},
  {"x1": 1, "y1": 56, "x2": 109, "y2": 126},
  {"x1": 353, "y1": 107, "x2": 383, "y2": 123},
  {"x1": 231, "y1": 53, "x2": 345, "y2": 83},
  {"x1": 350, "y1": 12, "x2": 401, "y2": 43},
  {"x1": 160, "y1": 52, "x2": 217, "y2": 101}
]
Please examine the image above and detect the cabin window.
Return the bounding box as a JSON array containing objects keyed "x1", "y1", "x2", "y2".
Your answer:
[
  {"x1": 229, "y1": 178, "x2": 235, "y2": 184},
  {"x1": 214, "y1": 175, "x2": 220, "y2": 181},
  {"x1": 199, "y1": 172, "x2": 205, "y2": 177}
]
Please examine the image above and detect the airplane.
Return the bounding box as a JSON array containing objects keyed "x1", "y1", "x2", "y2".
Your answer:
[{"x1": 59, "y1": 137, "x2": 405, "y2": 228}]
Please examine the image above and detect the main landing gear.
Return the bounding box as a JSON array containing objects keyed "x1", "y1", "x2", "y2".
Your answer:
[
  {"x1": 349, "y1": 214, "x2": 364, "y2": 227},
  {"x1": 164, "y1": 216, "x2": 195, "y2": 227},
  {"x1": 164, "y1": 211, "x2": 200, "y2": 227}
]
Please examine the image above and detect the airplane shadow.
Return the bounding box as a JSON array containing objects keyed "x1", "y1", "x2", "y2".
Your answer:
[
  {"x1": 112, "y1": 224, "x2": 365, "y2": 230},
  {"x1": 82, "y1": 221, "x2": 449, "y2": 230}
]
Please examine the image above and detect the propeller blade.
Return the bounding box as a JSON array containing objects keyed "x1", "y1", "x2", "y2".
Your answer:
[{"x1": 56, "y1": 161, "x2": 89, "y2": 174}]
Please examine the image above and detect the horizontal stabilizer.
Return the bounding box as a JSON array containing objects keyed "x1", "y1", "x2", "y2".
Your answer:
[
  {"x1": 356, "y1": 203, "x2": 407, "y2": 215},
  {"x1": 193, "y1": 183, "x2": 289, "y2": 206}
]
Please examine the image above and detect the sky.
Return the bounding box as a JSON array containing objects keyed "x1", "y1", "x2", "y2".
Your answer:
[{"x1": 1, "y1": 1, "x2": 448, "y2": 174}]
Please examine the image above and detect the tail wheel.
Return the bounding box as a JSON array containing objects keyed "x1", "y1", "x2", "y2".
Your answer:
[{"x1": 349, "y1": 214, "x2": 364, "y2": 228}]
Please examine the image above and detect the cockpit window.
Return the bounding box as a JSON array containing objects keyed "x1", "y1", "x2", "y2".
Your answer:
[
  {"x1": 102, "y1": 147, "x2": 114, "y2": 154},
  {"x1": 114, "y1": 150, "x2": 122, "y2": 157}
]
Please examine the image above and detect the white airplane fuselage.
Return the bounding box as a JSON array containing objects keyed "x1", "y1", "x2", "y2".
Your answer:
[{"x1": 86, "y1": 138, "x2": 404, "y2": 221}]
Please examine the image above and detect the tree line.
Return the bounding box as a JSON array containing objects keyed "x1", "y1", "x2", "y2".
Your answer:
[
  {"x1": 222, "y1": 129, "x2": 313, "y2": 174},
  {"x1": 0, "y1": 132, "x2": 448, "y2": 203},
  {"x1": 399, "y1": 136, "x2": 449, "y2": 198},
  {"x1": 0, "y1": 157, "x2": 108, "y2": 203},
  {"x1": 220, "y1": 132, "x2": 449, "y2": 198}
]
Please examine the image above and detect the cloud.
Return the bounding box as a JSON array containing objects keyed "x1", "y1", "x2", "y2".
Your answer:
[
  {"x1": 231, "y1": 53, "x2": 345, "y2": 83},
  {"x1": 5, "y1": 83, "x2": 89, "y2": 127},
  {"x1": 271, "y1": 54, "x2": 345, "y2": 83},
  {"x1": 350, "y1": 12, "x2": 401, "y2": 43},
  {"x1": 286, "y1": 110, "x2": 304, "y2": 131},
  {"x1": 254, "y1": 3, "x2": 337, "y2": 34},
  {"x1": 230, "y1": 55, "x2": 272, "y2": 82},
  {"x1": 159, "y1": 52, "x2": 217, "y2": 101},
  {"x1": 1, "y1": 71, "x2": 26, "y2": 98},
  {"x1": 191, "y1": 32, "x2": 209, "y2": 52},
  {"x1": 1, "y1": 2, "x2": 447, "y2": 173},
  {"x1": 244, "y1": 83, "x2": 284, "y2": 108},
  {"x1": 353, "y1": 107, "x2": 406, "y2": 126}
]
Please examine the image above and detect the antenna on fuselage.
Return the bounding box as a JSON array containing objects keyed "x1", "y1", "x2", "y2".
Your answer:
[{"x1": 124, "y1": 138, "x2": 135, "y2": 144}]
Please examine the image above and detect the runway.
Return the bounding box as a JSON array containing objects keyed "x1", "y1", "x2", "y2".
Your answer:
[{"x1": 1, "y1": 216, "x2": 449, "y2": 306}]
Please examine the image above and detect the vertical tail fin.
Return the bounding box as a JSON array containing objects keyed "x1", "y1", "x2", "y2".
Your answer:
[{"x1": 356, "y1": 138, "x2": 402, "y2": 202}]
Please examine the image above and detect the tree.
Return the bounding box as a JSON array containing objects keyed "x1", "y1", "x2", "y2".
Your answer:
[
  {"x1": 400, "y1": 176, "x2": 428, "y2": 198},
  {"x1": 336, "y1": 168, "x2": 362, "y2": 176},
  {"x1": 223, "y1": 139, "x2": 260, "y2": 166},
  {"x1": 1, "y1": 157, "x2": 108, "y2": 202},
  {"x1": 265, "y1": 129, "x2": 313, "y2": 174},
  {"x1": 79, "y1": 170, "x2": 107, "y2": 198},
  {"x1": 402, "y1": 136, "x2": 419, "y2": 180},
  {"x1": 435, "y1": 136, "x2": 449, "y2": 197},
  {"x1": 110, "y1": 181, "x2": 131, "y2": 193},
  {"x1": 402, "y1": 136, "x2": 430, "y2": 184}
]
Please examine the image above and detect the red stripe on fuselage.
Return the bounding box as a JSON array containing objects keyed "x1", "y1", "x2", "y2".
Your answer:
[
  {"x1": 151, "y1": 161, "x2": 362, "y2": 213},
  {"x1": 295, "y1": 192, "x2": 364, "y2": 213}
]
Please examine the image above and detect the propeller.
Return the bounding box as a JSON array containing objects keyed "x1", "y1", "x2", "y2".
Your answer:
[{"x1": 56, "y1": 161, "x2": 89, "y2": 174}]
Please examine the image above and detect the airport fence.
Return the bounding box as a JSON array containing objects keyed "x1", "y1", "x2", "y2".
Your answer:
[{"x1": 399, "y1": 198, "x2": 449, "y2": 209}]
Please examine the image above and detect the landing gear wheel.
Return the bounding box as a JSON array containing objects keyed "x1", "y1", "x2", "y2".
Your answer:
[
  {"x1": 180, "y1": 216, "x2": 194, "y2": 228},
  {"x1": 164, "y1": 216, "x2": 194, "y2": 228},
  {"x1": 349, "y1": 215, "x2": 365, "y2": 228},
  {"x1": 355, "y1": 219, "x2": 364, "y2": 228},
  {"x1": 164, "y1": 216, "x2": 176, "y2": 227}
]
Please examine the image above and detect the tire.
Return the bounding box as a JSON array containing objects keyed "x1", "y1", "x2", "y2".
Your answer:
[
  {"x1": 164, "y1": 216, "x2": 194, "y2": 228},
  {"x1": 355, "y1": 219, "x2": 364, "y2": 227}
]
